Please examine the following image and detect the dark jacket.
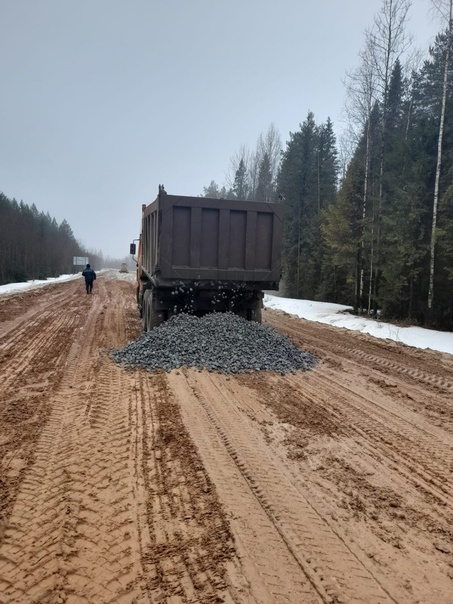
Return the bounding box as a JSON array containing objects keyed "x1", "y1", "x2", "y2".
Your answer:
[{"x1": 82, "y1": 267, "x2": 96, "y2": 283}]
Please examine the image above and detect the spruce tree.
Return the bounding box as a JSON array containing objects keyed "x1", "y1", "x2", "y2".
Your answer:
[
  {"x1": 277, "y1": 112, "x2": 338, "y2": 299},
  {"x1": 232, "y1": 158, "x2": 249, "y2": 200},
  {"x1": 255, "y1": 153, "x2": 273, "y2": 201}
]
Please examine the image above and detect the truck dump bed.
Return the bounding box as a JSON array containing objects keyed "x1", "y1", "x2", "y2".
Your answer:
[{"x1": 141, "y1": 194, "x2": 284, "y2": 288}]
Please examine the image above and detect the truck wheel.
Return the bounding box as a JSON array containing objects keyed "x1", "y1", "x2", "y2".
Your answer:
[
  {"x1": 246, "y1": 300, "x2": 262, "y2": 323},
  {"x1": 149, "y1": 305, "x2": 164, "y2": 330},
  {"x1": 142, "y1": 306, "x2": 149, "y2": 331},
  {"x1": 137, "y1": 286, "x2": 141, "y2": 314},
  {"x1": 142, "y1": 290, "x2": 152, "y2": 331},
  {"x1": 253, "y1": 303, "x2": 262, "y2": 324}
]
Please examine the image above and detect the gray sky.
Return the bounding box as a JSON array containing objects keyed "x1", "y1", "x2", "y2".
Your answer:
[{"x1": 0, "y1": 0, "x2": 441, "y2": 260}]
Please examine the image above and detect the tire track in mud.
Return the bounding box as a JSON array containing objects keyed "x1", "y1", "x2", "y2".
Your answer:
[
  {"x1": 135, "y1": 371, "x2": 245, "y2": 604},
  {"x1": 352, "y1": 349, "x2": 453, "y2": 393},
  {"x1": 0, "y1": 285, "x2": 82, "y2": 376},
  {"x1": 0, "y1": 283, "x2": 75, "y2": 330},
  {"x1": 169, "y1": 369, "x2": 397, "y2": 604},
  {"x1": 0, "y1": 281, "x2": 90, "y2": 544},
  {"x1": 1, "y1": 309, "x2": 79, "y2": 395},
  {"x1": 280, "y1": 371, "x2": 453, "y2": 509},
  {"x1": 264, "y1": 312, "x2": 453, "y2": 489},
  {"x1": 259, "y1": 369, "x2": 453, "y2": 542},
  {"x1": 242, "y1": 315, "x2": 453, "y2": 602},
  {"x1": 0, "y1": 275, "x2": 244, "y2": 604},
  {"x1": 233, "y1": 373, "x2": 453, "y2": 603},
  {"x1": 264, "y1": 310, "x2": 453, "y2": 399},
  {"x1": 169, "y1": 371, "x2": 323, "y2": 604},
  {"x1": 0, "y1": 280, "x2": 146, "y2": 603}
]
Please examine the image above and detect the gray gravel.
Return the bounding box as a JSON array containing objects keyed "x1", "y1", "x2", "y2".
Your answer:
[{"x1": 110, "y1": 312, "x2": 317, "y2": 374}]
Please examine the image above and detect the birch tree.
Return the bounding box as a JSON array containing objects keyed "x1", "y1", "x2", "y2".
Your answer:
[
  {"x1": 428, "y1": 0, "x2": 453, "y2": 311},
  {"x1": 344, "y1": 35, "x2": 379, "y2": 311}
]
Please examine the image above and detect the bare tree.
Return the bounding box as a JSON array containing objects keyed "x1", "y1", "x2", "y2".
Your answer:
[
  {"x1": 248, "y1": 124, "x2": 282, "y2": 199},
  {"x1": 368, "y1": 0, "x2": 412, "y2": 313},
  {"x1": 225, "y1": 145, "x2": 251, "y2": 192},
  {"x1": 259, "y1": 124, "x2": 282, "y2": 187},
  {"x1": 344, "y1": 35, "x2": 379, "y2": 312},
  {"x1": 341, "y1": 0, "x2": 411, "y2": 313},
  {"x1": 428, "y1": 0, "x2": 453, "y2": 311},
  {"x1": 225, "y1": 124, "x2": 282, "y2": 200}
]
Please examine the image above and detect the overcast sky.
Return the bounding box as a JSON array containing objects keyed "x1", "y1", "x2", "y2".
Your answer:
[{"x1": 0, "y1": 0, "x2": 441, "y2": 260}]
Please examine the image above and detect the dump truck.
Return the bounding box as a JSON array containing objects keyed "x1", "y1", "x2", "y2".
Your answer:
[{"x1": 130, "y1": 186, "x2": 284, "y2": 331}]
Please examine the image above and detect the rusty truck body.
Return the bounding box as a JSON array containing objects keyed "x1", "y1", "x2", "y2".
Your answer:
[{"x1": 131, "y1": 188, "x2": 284, "y2": 331}]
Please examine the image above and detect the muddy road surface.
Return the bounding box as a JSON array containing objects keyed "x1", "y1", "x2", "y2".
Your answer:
[{"x1": 0, "y1": 272, "x2": 452, "y2": 604}]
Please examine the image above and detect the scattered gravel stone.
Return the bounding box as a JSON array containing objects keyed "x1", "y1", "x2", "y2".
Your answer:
[{"x1": 110, "y1": 312, "x2": 317, "y2": 374}]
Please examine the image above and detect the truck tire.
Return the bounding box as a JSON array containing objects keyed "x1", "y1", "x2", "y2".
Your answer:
[
  {"x1": 137, "y1": 286, "x2": 142, "y2": 316},
  {"x1": 142, "y1": 289, "x2": 165, "y2": 331},
  {"x1": 149, "y1": 305, "x2": 164, "y2": 330},
  {"x1": 253, "y1": 302, "x2": 262, "y2": 324},
  {"x1": 142, "y1": 312, "x2": 148, "y2": 331},
  {"x1": 142, "y1": 289, "x2": 152, "y2": 331},
  {"x1": 245, "y1": 300, "x2": 262, "y2": 323}
]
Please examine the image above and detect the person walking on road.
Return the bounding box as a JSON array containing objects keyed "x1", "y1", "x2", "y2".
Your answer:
[{"x1": 82, "y1": 263, "x2": 96, "y2": 294}]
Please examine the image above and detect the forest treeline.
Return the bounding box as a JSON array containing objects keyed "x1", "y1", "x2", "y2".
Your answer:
[
  {"x1": 203, "y1": 1, "x2": 453, "y2": 331},
  {"x1": 0, "y1": 192, "x2": 127, "y2": 285}
]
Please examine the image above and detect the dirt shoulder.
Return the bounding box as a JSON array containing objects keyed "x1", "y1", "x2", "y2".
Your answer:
[{"x1": 0, "y1": 277, "x2": 452, "y2": 603}]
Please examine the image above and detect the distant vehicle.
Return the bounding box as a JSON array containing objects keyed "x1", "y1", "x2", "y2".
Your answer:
[
  {"x1": 119, "y1": 263, "x2": 128, "y2": 273},
  {"x1": 130, "y1": 186, "x2": 284, "y2": 331}
]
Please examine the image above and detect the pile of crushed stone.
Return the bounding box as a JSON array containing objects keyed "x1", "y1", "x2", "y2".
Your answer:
[{"x1": 110, "y1": 312, "x2": 317, "y2": 374}]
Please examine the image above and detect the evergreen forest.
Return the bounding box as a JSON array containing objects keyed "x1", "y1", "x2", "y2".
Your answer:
[
  {"x1": 0, "y1": 192, "x2": 124, "y2": 285},
  {"x1": 202, "y1": 1, "x2": 453, "y2": 331}
]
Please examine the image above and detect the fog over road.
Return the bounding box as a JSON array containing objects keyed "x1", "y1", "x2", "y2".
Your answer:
[{"x1": 0, "y1": 272, "x2": 452, "y2": 603}]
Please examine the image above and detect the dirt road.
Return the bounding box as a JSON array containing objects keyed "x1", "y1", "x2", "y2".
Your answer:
[{"x1": 0, "y1": 272, "x2": 452, "y2": 603}]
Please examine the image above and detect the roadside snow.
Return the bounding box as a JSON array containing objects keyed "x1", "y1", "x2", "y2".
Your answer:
[
  {"x1": 0, "y1": 273, "x2": 80, "y2": 295},
  {"x1": 0, "y1": 268, "x2": 136, "y2": 296},
  {"x1": 264, "y1": 294, "x2": 453, "y2": 356}
]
